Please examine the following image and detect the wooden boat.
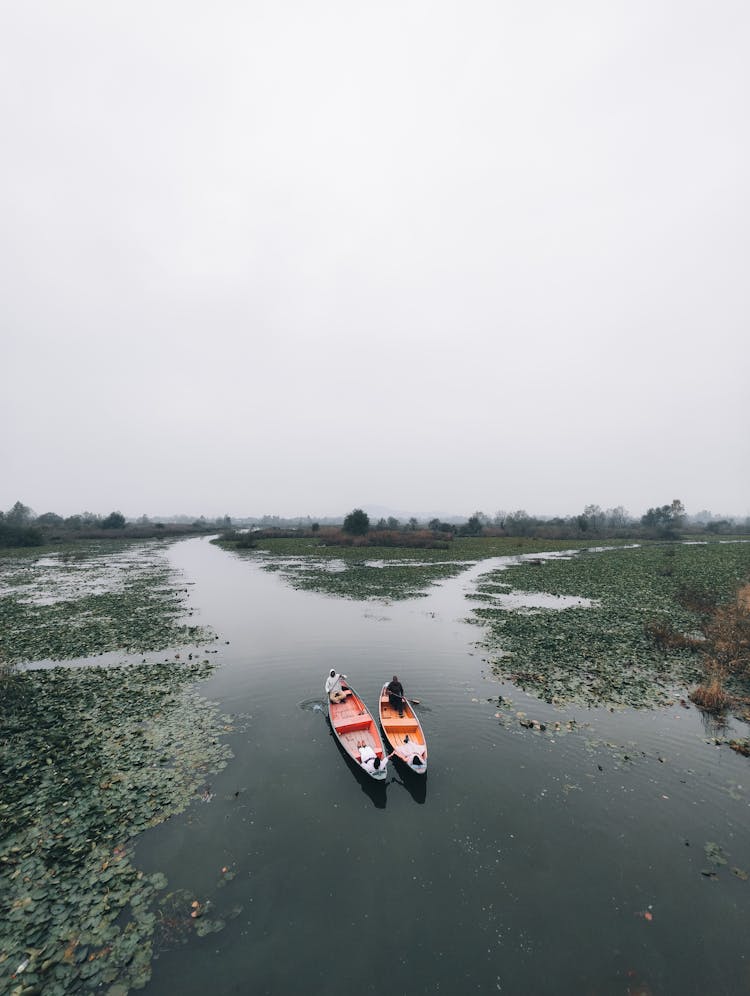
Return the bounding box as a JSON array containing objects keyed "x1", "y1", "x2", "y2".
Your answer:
[
  {"x1": 326, "y1": 677, "x2": 388, "y2": 780},
  {"x1": 379, "y1": 683, "x2": 428, "y2": 774}
]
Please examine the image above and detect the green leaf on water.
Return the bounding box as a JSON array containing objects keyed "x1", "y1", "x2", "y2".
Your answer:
[
  {"x1": 704, "y1": 841, "x2": 728, "y2": 867},
  {"x1": 194, "y1": 917, "x2": 226, "y2": 937}
]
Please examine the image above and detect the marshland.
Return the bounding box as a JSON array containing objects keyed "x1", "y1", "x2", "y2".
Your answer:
[{"x1": 2, "y1": 516, "x2": 750, "y2": 996}]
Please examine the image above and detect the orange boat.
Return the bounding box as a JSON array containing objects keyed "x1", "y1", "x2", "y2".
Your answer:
[
  {"x1": 379, "y1": 683, "x2": 428, "y2": 774},
  {"x1": 326, "y1": 676, "x2": 388, "y2": 781}
]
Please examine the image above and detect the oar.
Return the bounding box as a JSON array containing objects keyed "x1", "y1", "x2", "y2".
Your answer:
[{"x1": 386, "y1": 689, "x2": 421, "y2": 706}]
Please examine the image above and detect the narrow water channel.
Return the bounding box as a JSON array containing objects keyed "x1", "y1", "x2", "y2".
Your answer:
[{"x1": 136, "y1": 537, "x2": 750, "y2": 996}]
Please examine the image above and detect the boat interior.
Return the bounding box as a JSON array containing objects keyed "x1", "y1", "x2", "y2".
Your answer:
[
  {"x1": 330, "y1": 693, "x2": 384, "y2": 757},
  {"x1": 380, "y1": 695, "x2": 425, "y2": 750}
]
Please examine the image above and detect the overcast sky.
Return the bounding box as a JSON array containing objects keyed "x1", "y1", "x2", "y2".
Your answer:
[{"x1": 2, "y1": 1, "x2": 748, "y2": 520}]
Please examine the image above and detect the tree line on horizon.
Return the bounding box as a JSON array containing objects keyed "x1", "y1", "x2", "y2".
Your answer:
[
  {"x1": 2, "y1": 498, "x2": 747, "y2": 550},
  {"x1": 338, "y1": 500, "x2": 747, "y2": 542}
]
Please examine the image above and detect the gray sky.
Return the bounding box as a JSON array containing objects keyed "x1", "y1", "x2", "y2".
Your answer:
[{"x1": 3, "y1": 1, "x2": 748, "y2": 520}]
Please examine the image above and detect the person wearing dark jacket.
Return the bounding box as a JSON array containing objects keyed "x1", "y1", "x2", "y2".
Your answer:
[{"x1": 386, "y1": 675, "x2": 405, "y2": 716}]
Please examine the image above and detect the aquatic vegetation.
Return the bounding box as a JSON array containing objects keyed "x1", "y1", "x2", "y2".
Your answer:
[
  {"x1": 474, "y1": 543, "x2": 750, "y2": 709},
  {"x1": 268, "y1": 559, "x2": 468, "y2": 600},
  {"x1": 0, "y1": 660, "x2": 233, "y2": 994},
  {"x1": 0, "y1": 540, "x2": 233, "y2": 993},
  {"x1": 0, "y1": 542, "x2": 211, "y2": 665},
  {"x1": 216, "y1": 535, "x2": 625, "y2": 602}
]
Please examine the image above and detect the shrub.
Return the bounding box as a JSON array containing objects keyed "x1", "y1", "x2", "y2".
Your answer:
[{"x1": 690, "y1": 669, "x2": 731, "y2": 713}]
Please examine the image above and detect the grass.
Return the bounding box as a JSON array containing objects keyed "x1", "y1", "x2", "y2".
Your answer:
[{"x1": 690, "y1": 668, "x2": 732, "y2": 712}]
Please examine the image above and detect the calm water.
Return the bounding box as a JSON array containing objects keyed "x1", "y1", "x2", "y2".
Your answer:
[{"x1": 136, "y1": 537, "x2": 750, "y2": 996}]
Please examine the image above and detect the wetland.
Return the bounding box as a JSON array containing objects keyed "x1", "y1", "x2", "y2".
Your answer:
[{"x1": 2, "y1": 536, "x2": 750, "y2": 995}]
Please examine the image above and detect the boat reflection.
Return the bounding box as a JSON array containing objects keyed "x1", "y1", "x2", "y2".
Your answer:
[{"x1": 388, "y1": 763, "x2": 427, "y2": 804}]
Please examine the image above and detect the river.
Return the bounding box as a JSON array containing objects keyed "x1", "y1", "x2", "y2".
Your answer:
[{"x1": 135, "y1": 537, "x2": 750, "y2": 996}]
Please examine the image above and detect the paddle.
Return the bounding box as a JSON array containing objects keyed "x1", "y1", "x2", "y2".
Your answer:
[{"x1": 390, "y1": 692, "x2": 421, "y2": 706}]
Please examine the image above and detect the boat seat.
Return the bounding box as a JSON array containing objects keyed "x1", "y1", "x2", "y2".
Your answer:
[
  {"x1": 335, "y1": 719, "x2": 372, "y2": 734},
  {"x1": 384, "y1": 719, "x2": 418, "y2": 730}
]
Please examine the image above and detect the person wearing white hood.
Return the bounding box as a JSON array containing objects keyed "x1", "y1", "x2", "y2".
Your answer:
[{"x1": 325, "y1": 669, "x2": 350, "y2": 704}]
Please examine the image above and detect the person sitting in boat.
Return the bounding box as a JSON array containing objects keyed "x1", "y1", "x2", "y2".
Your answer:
[
  {"x1": 325, "y1": 670, "x2": 351, "y2": 704},
  {"x1": 356, "y1": 740, "x2": 384, "y2": 775},
  {"x1": 386, "y1": 675, "x2": 405, "y2": 716}
]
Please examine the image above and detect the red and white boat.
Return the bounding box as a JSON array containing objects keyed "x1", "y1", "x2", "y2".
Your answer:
[{"x1": 326, "y1": 676, "x2": 388, "y2": 781}]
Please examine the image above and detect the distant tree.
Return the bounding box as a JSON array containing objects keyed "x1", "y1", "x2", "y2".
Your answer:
[
  {"x1": 428, "y1": 519, "x2": 456, "y2": 533},
  {"x1": 577, "y1": 504, "x2": 605, "y2": 534},
  {"x1": 503, "y1": 510, "x2": 533, "y2": 536},
  {"x1": 375, "y1": 518, "x2": 388, "y2": 530},
  {"x1": 311, "y1": 522, "x2": 320, "y2": 533},
  {"x1": 342, "y1": 508, "x2": 370, "y2": 535},
  {"x1": 670, "y1": 499, "x2": 686, "y2": 525},
  {"x1": 101, "y1": 511, "x2": 126, "y2": 529},
  {"x1": 706, "y1": 520, "x2": 731, "y2": 534},
  {"x1": 386, "y1": 516, "x2": 401, "y2": 530},
  {"x1": 6, "y1": 501, "x2": 33, "y2": 525},
  {"x1": 407, "y1": 517, "x2": 419, "y2": 531},
  {"x1": 36, "y1": 512, "x2": 64, "y2": 526},
  {"x1": 460, "y1": 515, "x2": 483, "y2": 536},
  {"x1": 0, "y1": 502, "x2": 43, "y2": 547},
  {"x1": 641, "y1": 499, "x2": 686, "y2": 537},
  {"x1": 606, "y1": 506, "x2": 630, "y2": 529}
]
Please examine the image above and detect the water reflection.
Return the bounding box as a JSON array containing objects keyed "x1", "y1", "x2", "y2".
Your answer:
[
  {"x1": 388, "y1": 765, "x2": 427, "y2": 804},
  {"x1": 698, "y1": 706, "x2": 730, "y2": 738}
]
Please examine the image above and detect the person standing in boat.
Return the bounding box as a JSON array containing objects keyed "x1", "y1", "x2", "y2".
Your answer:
[{"x1": 386, "y1": 675, "x2": 405, "y2": 716}]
